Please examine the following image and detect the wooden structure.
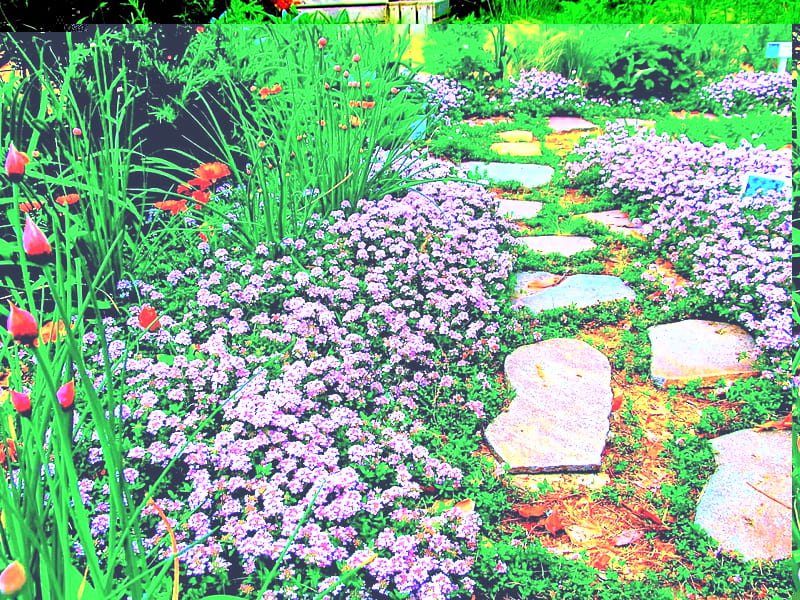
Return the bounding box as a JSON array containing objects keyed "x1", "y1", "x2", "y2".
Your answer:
[{"x1": 296, "y1": 0, "x2": 449, "y2": 23}]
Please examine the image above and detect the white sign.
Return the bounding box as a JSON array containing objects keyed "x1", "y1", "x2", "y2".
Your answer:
[{"x1": 739, "y1": 171, "x2": 787, "y2": 198}]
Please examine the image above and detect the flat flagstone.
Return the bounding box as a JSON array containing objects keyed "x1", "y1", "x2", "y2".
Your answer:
[
  {"x1": 484, "y1": 338, "x2": 613, "y2": 473},
  {"x1": 497, "y1": 130, "x2": 535, "y2": 143},
  {"x1": 547, "y1": 116, "x2": 599, "y2": 132},
  {"x1": 497, "y1": 200, "x2": 543, "y2": 220},
  {"x1": 517, "y1": 235, "x2": 596, "y2": 257},
  {"x1": 512, "y1": 271, "x2": 565, "y2": 298},
  {"x1": 460, "y1": 161, "x2": 554, "y2": 189},
  {"x1": 490, "y1": 141, "x2": 542, "y2": 157},
  {"x1": 514, "y1": 273, "x2": 635, "y2": 314},
  {"x1": 694, "y1": 429, "x2": 790, "y2": 561},
  {"x1": 648, "y1": 320, "x2": 759, "y2": 388},
  {"x1": 580, "y1": 210, "x2": 645, "y2": 237}
]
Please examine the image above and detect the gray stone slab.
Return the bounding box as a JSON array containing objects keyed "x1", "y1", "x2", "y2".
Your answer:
[
  {"x1": 461, "y1": 161, "x2": 554, "y2": 189},
  {"x1": 695, "y1": 429, "x2": 791, "y2": 561},
  {"x1": 484, "y1": 338, "x2": 612, "y2": 473},
  {"x1": 512, "y1": 271, "x2": 566, "y2": 298},
  {"x1": 648, "y1": 320, "x2": 759, "y2": 388},
  {"x1": 496, "y1": 199, "x2": 543, "y2": 220},
  {"x1": 515, "y1": 274, "x2": 635, "y2": 314},
  {"x1": 548, "y1": 116, "x2": 599, "y2": 132},
  {"x1": 580, "y1": 210, "x2": 645, "y2": 237},
  {"x1": 518, "y1": 235, "x2": 596, "y2": 257}
]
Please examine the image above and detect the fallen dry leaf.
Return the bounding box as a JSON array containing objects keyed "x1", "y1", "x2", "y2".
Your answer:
[
  {"x1": 544, "y1": 510, "x2": 565, "y2": 536},
  {"x1": 565, "y1": 524, "x2": 603, "y2": 545},
  {"x1": 516, "y1": 504, "x2": 549, "y2": 518},
  {"x1": 611, "y1": 529, "x2": 643, "y2": 546},
  {"x1": 611, "y1": 392, "x2": 624, "y2": 412},
  {"x1": 752, "y1": 412, "x2": 791, "y2": 432},
  {"x1": 587, "y1": 550, "x2": 611, "y2": 570},
  {"x1": 526, "y1": 274, "x2": 566, "y2": 290}
]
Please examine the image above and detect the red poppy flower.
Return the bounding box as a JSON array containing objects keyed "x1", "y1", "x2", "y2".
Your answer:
[
  {"x1": 154, "y1": 199, "x2": 188, "y2": 215},
  {"x1": 192, "y1": 190, "x2": 210, "y2": 209},
  {"x1": 6, "y1": 302, "x2": 38, "y2": 346},
  {"x1": 4, "y1": 142, "x2": 30, "y2": 182},
  {"x1": 362, "y1": 101, "x2": 375, "y2": 109},
  {"x1": 18, "y1": 200, "x2": 41, "y2": 213},
  {"x1": 138, "y1": 306, "x2": 160, "y2": 332},
  {"x1": 258, "y1": 84, "x2": 282, "y2": 99},
  {"x1": 273, "y1": 0, "x2": 296, "y2": 11},
  {"x1": 9, "y1": 391, "x2": 31, "y2": 414},
  {"x1": 22, "y1": 215, "x2": 52, "y2": 258},
  {"x1": 55, "y1": 193, "x2": 80, "y2": 206},
  {"x1": 38, "y1": 319, "x2": 67, "y2": 345},
  {"x1": 193, "y1": 162, "x2": 230, "y2": 184},
  {"x1": 56, "y1": 381, "x2": 74, "y2": 410},
  {"x1": 182, "y1": 177, "x2": 213, "y2": 192}
]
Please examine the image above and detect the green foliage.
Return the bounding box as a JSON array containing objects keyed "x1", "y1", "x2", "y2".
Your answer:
[
  {"x1": 652, "y1": 111, "x2": 791, "y2": 151},
  {"x1": 589, "y1": 30, "x2": 700, "y2": 102}
]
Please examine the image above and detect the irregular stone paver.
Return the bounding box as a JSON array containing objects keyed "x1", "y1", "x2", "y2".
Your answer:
[
  {"x1": 514, "y1": 273, "x2": 635, "y2": 314},
  {"x1": 580, "y1": 210, "x2": 645, "y2": 237},
  {"x1": 648, "y1": 320, "x2": 760, "y2": 388},
  {"x1": 490, "y1": 142, "x2": 542, "y2": 157},
  {"x1": 694, "y1": 429, "x2": 790, "y2": 561},
  {"x1": 497, "y1": 130, "x2": 534, "y2": 143},
  {"x1": 512, "y1": 271, "x2": 565, "y2": 298},
  {"x1": 460, "y1": 161, "x2": 554, "y2": 189},
  {"x1": 518, "y1": 235, "x2": 596, "y2": 257},
  {"x1": 497, "y1": 200, "x2": 543, "y2": 221},
  {"x1": 548, "y1": 116, "x2": 599, "y2": 132},
  {"x1": 485, "y1": 338, "x2": 612, "y2": 473}
]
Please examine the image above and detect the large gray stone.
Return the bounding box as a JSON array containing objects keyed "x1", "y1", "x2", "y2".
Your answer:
[
  {"x1": 695, "y1": 429, "x2": 791, "y2": 561},
  {"x1": 496, "y1": 199, "x2": 543, "y2": 220},
  {"x1": 648, "y1": 320, "x2": 759, "y2": 388},
  {"x1": 548, "y1": 116, "x2": 599, "y2": 132},
  {"x1": 518, "y1": 235, "x2": 596, "y2": 257},
  {"x1": 461, "y1": 161, "x2": 554, "y2": 189},
  {"x1": 580, "y1": 210, "x2": 645, "y2": 237},
  {"x1": 485, "y1": 338, "x2": 612, "y2": 473},
  {"x1": 514, "y1": 273, "x2": 635, "y2": 313}
]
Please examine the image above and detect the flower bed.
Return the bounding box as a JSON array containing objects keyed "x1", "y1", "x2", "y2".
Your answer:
[{"x1": 565, "y1": 123, "x2": 792, "y2": 351}]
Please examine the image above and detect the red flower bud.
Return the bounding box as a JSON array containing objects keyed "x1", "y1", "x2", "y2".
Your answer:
[
  {"x1": 57, "y1": 381, "x2": 74, "y2": 410},
  {"x1": 352, "y1": 54, "x2": 360, "y2": 62},
  {"x1": 9, "y1": 391, "x2": 31, "y2": 414},
  {"x1": 0, "y1": 560, "x2": 26, "y2": 595},
  {"x1": 4, "y1": 142, "x2": 30, "y2": 182},
  {"x1": 6, "y1": 302, "x2": 38, "y2": 346},
  {"x1": 317, "y1": 37, "x2": 327, "y2": 49},
  {"x1": 22, "y1": 215, "x2": 52, "y2": 259}
]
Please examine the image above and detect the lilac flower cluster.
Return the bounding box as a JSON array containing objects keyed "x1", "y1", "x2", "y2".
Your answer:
[
  {"x1": 414, "y1": 73, "x2": 473, "y2": 124},
  {"x1": 566, "y1": 123, "x2": 792, "y2": 350},
  {"x1": 77, "y1": 154, "x2": 522, "y2": 599},
  {"x1": 699, "y1": 70, "x2": 792, "y2": 115},
  {"x1": 508, "y1": 68, "x2": 585, "y2": 111}
]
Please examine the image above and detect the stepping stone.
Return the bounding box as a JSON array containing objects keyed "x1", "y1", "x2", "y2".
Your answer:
[
  {"x1": 580, "y1": 210, "x2": 645, "y2": 237},
  {"x1": 518, "y1": 235, "x2": 596, "y2": 257},
  {"x1": 548, "y1": 116, "x2": 599, "y2": 132},
  {"x1": 497, "y1": 130, "x2": 534, "y2": 143},
  {"x1": 490, "y1": 141, "x2": 542, "y2": 157},
  {"x1": 461, "y1": 161, "x2": 554, "y2": 189},
  {"x1": 514, "y1": 273, "x2": 635, "y2": 314},
  {"x1": 462, "y1": 116, "x2": 514, "y2": 127},
  {"x1": 648, "y1": 320, "x2": 759, "y2": 388},
  {"x1": 484, "y1": 338, "x2": 613, "y2": 473},
  {"x1": 512, "y1": 271, "x2": 565, "y2": 298},
  {"x1": 694, "y1": 429, "x2": 790, "y2": 561},
  {"x1": 497, "y1": 200, "x2": 543, "y2": 221}
]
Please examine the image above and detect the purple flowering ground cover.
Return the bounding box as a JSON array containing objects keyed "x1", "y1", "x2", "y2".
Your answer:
[
  {"x1": 564, "y1": 123, "x2": 792, "y2": 351},
  {"x1": 71, "y1": 156, "x2": 524, "y2": 599}
]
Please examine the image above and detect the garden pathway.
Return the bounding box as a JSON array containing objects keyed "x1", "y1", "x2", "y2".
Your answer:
[{"x1": 468, "y1": 115, "x2": 790, "y2": 564}]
